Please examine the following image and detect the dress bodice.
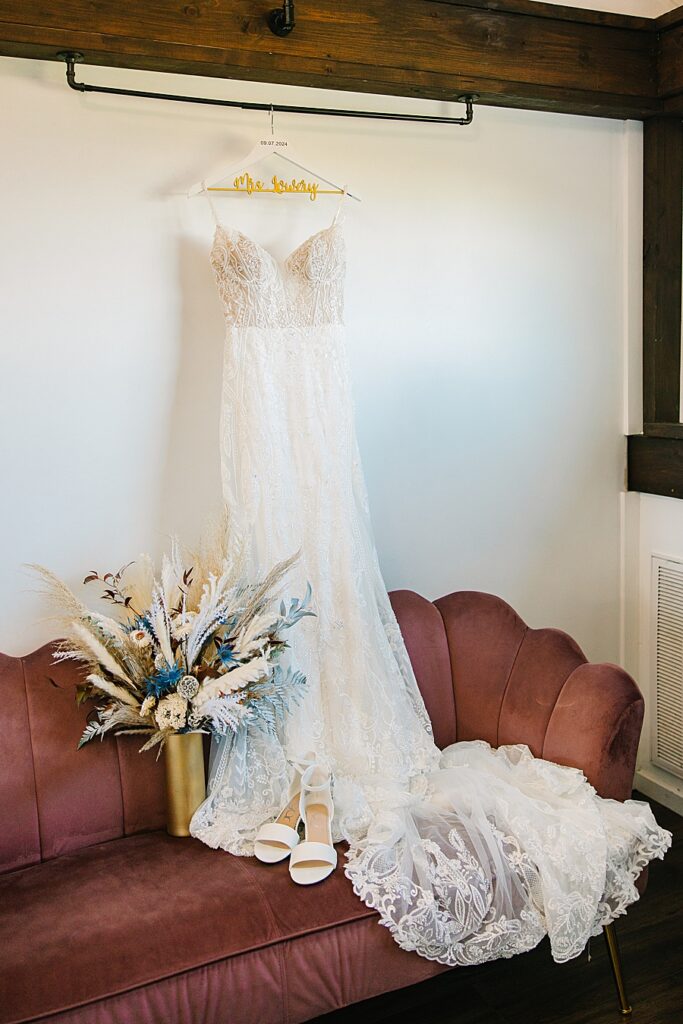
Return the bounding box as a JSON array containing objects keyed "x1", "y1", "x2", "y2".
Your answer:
[{"x1": 210, "y1": 223, "x2": 345, "y2": 329}]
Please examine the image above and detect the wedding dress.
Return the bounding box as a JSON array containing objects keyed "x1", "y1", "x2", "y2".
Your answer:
[{"x1": 190, "y1": 201, "x2": 671, "y2": 966}]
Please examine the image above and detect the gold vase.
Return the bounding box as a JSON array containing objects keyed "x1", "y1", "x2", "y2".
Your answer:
[{"x1": 164, "y1": 733, "x2": 206, "y2": 837}]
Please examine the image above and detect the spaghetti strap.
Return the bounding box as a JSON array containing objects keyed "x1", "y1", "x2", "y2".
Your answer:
[
  {"x1": 202, "y1": 181, "x2": 221, "y2": 227},
  {"x1": 331, "y1": 188, "x2": 348, "y2": 228}
]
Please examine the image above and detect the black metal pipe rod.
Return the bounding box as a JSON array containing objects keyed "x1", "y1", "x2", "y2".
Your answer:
[
  {"x1": 283, "y1": 0, "x2": 296, "y2": 30},
  {"x1": 59, "y1": 53, "x2": 476, "y2": 126}
]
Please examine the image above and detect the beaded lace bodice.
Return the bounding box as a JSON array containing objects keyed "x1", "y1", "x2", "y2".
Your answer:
[
  {"x1": 210, "y1": 223, "x2": 345, "y2": 329},
  {"x1": 192, "y1": 215, "x2": 671, "y2": 971}
]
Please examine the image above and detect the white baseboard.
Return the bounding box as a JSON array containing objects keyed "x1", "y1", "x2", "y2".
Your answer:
[{"x1": 634, "y1": 764, "x2": 683, "y2": 817}]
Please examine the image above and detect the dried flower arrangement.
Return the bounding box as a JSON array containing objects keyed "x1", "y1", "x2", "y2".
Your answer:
[{"x1": 31, "y1": 520, "x2": 312, "y2": 753}]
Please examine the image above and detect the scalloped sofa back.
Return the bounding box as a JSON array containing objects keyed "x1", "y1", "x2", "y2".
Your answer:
[{"x1": 0, "y1": 590, "x2": 644, "y2": 876}]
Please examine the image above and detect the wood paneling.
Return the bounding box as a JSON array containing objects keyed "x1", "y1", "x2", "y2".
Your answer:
[
  {"x1": 658, "y1": 9, "x2": 683, "y2": 113},
  {"x1": 0, "y1": 0, "x2": 661, "y2": 119},
  {"x1": 642, "y1": 117, "x2": 683, "y2": 428},
  {"x1": 627, "y1": 17, "x2": 683, "y2": 499},
  {"x1": 643, "y1": 423, "x2": 683, "y2": 439},
  {"x1": 629, "y1": 436, "x2": 683, "y2": 499}
]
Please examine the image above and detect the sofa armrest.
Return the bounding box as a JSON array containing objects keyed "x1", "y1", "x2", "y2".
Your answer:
[{"x1": 542, "y1": 663, "x2": 644, "y2": 802}]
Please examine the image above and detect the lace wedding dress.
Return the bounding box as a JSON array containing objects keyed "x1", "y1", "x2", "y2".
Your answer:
[{"x1": 191, "y1": 205, "x2": 671, "y2": 966}]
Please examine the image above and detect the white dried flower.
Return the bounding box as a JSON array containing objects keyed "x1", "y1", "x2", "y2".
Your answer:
[
  {"x1": 154, "y1": 693, "x2": 188, "y2": 731},
  {"x1": 130, "y1": 628, "x2": 152, "y2": 649},
  {"x1": 154, "y1": 653, "x2": 167, "y2": 671},
  {"x1": 140, "y1": 695, "x2": 156, "y2": 719},
  {"x1": 178, "y1": 674, "x2": 200, "y2": 700}
]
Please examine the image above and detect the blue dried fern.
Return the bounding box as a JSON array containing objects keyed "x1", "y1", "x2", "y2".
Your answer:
[
  {"x1": 278, "y1": 582, "x2": 315, "y2": 631},
  {"x1": 247, "y1": 665, "x2": 307, "y2": 735}
]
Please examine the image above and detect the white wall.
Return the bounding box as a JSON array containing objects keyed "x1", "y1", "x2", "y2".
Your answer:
[{"x1": 0, "y1": 57, "x2": 636, "y2": 663}]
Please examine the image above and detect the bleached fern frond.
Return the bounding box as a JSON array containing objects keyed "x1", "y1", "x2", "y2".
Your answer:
[
  {"x1": 196, "y1": 566, "x2": 233, "y2": 618},
  {"x1": 148, "y1": 587, "x2": 174, "y2": 666},
  {"x1": 200, "y1": 694, "x2": 250, "y2": 735},
  {"x1": 185, "y1": 566, "x2": 238, "y2": 668},
  {"x1": 78, "y1": 719, "x2": 105, "y2": 748},
  {"x1": 160, "y1": 537, "x2": 185, "y2": 610},
  {"x1": 86, "y1": 673, "x2": 140, "y2": 708}
]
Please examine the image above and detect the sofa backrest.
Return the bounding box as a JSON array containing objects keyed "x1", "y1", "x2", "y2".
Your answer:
[
  {"x1": 0, "y1": 645, "x2": 166, "y2": 874},
  {"x1": 0, "y1": 589, "x2": 639, "y2": 874},
  {"x1": 392, "y1": 589, "x2": 644, "y2": 807},
  {"x1": 390, "y1": 588, "x2": 592, "y2": 750}
]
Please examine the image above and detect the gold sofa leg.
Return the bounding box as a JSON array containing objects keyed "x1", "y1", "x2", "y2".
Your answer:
[{"x1": 603, "y1": 923, "x2": 632, "y2": 1017}]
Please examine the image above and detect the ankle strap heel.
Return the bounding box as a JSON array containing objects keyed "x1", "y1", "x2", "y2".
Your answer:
[{"x1": 289, "y1": 765, "x2": 336, "y2": 886}]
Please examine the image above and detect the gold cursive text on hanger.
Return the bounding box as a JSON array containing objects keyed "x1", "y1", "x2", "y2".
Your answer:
[
  {"x1": 234, "y1": 172, "x2": 319, "y2": 200},
  {"x1": 206, "y1": 172, "x2": 329, "y2": 201}
]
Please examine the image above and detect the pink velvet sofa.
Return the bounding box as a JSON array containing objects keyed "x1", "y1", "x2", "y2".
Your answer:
[{"x1": 0, "y1": 590, "x2": 646, "y2": 1024}]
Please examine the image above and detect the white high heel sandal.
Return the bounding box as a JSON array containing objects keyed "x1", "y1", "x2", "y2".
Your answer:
[
  {"x1": 253, "y1": 755, "x2": 315, "y2": 864},
  {"x1": 289, "y1": 764, "x2": 337, "y2": 885}
]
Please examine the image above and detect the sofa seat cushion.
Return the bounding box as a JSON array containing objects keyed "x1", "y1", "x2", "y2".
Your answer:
[{"x1": 0, "y1": 830, "x2": 445, "y2": 1024}]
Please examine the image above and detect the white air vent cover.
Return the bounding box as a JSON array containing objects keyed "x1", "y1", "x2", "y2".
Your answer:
[{"x1": 652, "y1": 556, "x2": 683, "y2": 779}]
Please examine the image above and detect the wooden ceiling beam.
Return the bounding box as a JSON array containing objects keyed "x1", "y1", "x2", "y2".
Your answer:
[{"x1": 0, "y1": 0, "x2": 672, "y2": 120}]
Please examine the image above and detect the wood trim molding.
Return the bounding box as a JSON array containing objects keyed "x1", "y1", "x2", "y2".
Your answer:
[
  {"x1": 628, "y1": 436, "x2": 683, "y2": 499},
  {"x1": 643, "y1": 117, "x2": 683, "y2": 426},
  {"x1": 0, "y1": 0, "x2": 667, "y2": 120},
  {"x1": 434, "y1": 0, "x2": 655, "y2": 30},
  {"x1": 643, "y1": 423, "x2": 683, "y2": 439},
  {"x1": 659, "y1": 21, "x2": 683, "y2": 99},
  {"x1": 658, "y1": 5, "x2": 683, "y2": 113},
  {"x1": 627, "y1": 113, "x2": 683, "y2": 500},
  {"x1": 656, "y1": 6, "x2": 683, "y2": 31}
]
